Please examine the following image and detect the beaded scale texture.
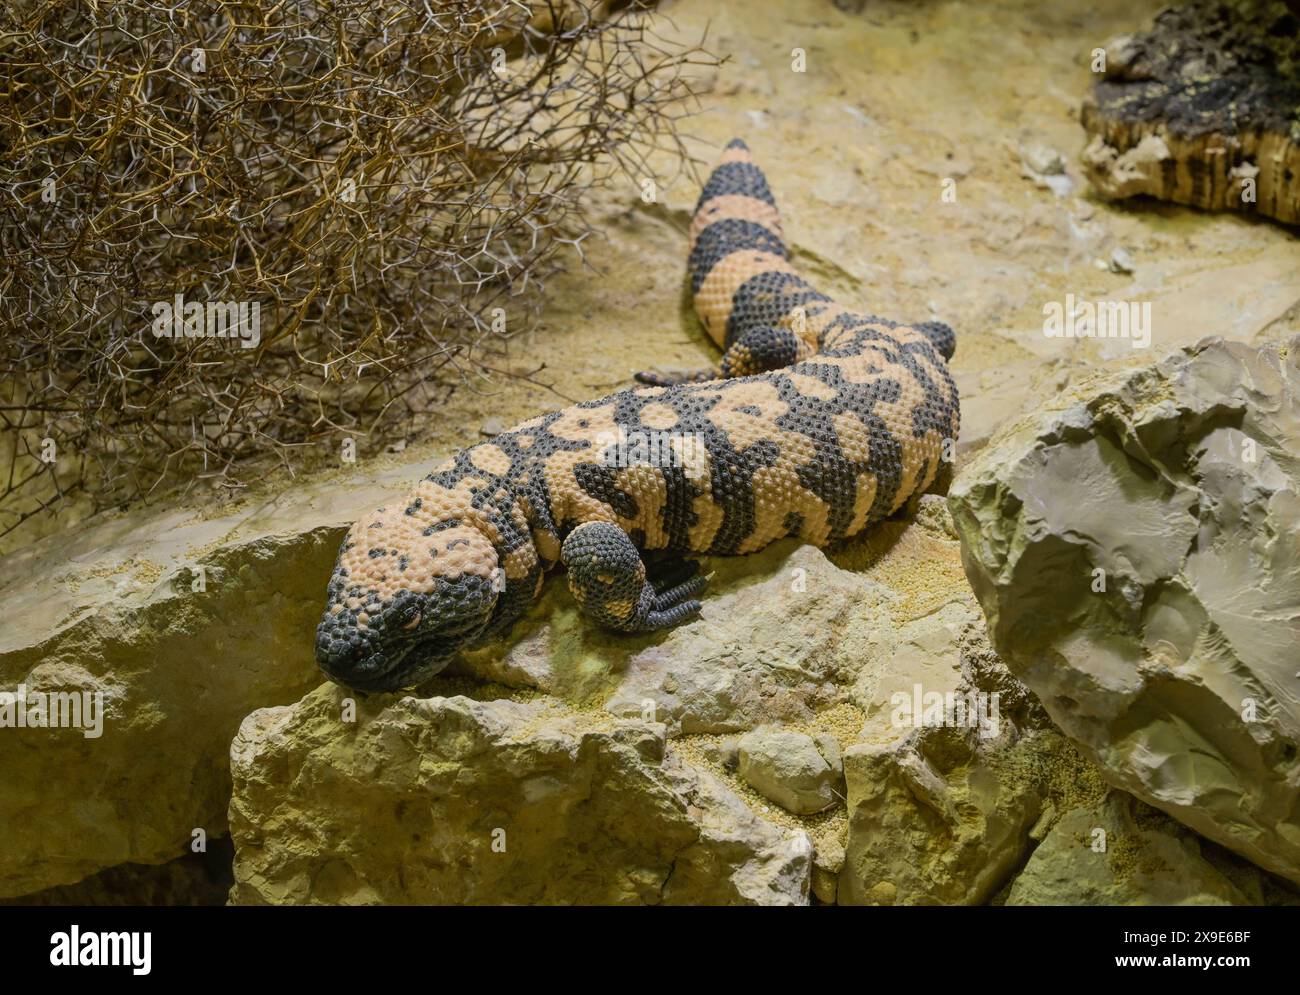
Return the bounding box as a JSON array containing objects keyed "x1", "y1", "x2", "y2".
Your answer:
[{"x1": 316, "y1": 139, "x2": 961, "y2": 692}]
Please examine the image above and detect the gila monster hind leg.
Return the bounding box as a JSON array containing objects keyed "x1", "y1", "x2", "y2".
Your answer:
[
  {"x1": 633, "y1": 325, "x2": 807, "y2": 386},
  {"x1": 633, "y1": 366, "x2": 718, "y2": 387},
  {"x1": 719, "y1": 324, "x2": 808, "y2": 376},
  {"x1": 561, "y1": 522, "x2": 707, "y2": 632}
]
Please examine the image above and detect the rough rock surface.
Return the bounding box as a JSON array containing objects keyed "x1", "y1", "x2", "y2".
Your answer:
[
  {"x1": 228, "y1": 686, "x2": 811, "y2": 905},
  {"x1": 1081, "y1": 1, "x2": 1300, "y2": 225},
  {"x1": 839, "y1": 727, "x2": 1071, "y2": 906},
  {"x1": 1008, "y1": 792, "x2": 1255, "y2": 905},
  {"x1": 738, "y1": 727, "x2": 844, "y2": 815},
  {"x1": 0, "y1": 466, "x2": 415, "y2": 897},
  {"x1": 950, "y1": 335, "x2": 1300, "y2": 885},
  {"x1": 465, "y1": 540, "x2": 889, "y2": 732},
  {"x1": 225, "y1": 489, "x2": 1085, "y2": 905}
]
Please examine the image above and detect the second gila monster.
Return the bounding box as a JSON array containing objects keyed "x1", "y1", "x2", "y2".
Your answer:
[{"x1": 316, "y1": 139, "x2": 961, "y2": 692}]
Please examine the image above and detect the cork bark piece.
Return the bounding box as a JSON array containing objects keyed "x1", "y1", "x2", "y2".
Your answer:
[{"x1": 1080, "y1": 0, "x2": 1300, "y2": 226}]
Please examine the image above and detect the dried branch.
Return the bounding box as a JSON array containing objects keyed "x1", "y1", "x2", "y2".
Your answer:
[{"x1": 0, "y1": 0, "x2": 713, "y2": 541}]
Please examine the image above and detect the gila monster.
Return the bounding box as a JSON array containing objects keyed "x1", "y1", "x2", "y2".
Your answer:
[{"x1": 316, "y1": 139, "x2": 960, "y2": 692}]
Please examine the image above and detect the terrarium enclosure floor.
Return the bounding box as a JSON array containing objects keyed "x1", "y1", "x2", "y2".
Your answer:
[
  {"x1": 4, "y1": 0, "x2": 1298, "y2": 557},
  {"x1": 4, "y1": 0, "x2": 1300, "y2": 909}
]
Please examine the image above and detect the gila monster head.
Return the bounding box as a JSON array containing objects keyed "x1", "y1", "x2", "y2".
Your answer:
[{"x1": 315, "y1": 508, "x2": 500, "y2": 692}]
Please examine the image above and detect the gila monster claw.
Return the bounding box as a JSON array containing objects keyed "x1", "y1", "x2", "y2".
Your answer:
[
  {"x1": 652, "y1": 573, "x2": 710, "y2": 612},
  {"x1": 633, "y1": 367, "x2": 718, "y2": 387}
]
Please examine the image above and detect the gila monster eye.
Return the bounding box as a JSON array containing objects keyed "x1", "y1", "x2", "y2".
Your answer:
[{"x1": 401, "y1": 612, "x2": 422, "y2": 631}]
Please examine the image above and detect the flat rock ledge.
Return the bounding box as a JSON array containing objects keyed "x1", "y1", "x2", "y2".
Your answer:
[{"x1": 228, "y1": 687, "x2": 812, "y2": 905}]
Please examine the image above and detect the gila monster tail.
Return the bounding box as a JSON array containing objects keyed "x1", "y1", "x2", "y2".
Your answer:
[
  {"x1": 639, "y1": 137, "x2": 956, "y2": 385},
  {"x1": 688, "y1": 139, "x2": 807, "y2": 354}
]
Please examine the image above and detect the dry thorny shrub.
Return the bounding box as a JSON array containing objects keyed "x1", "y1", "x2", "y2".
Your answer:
[{"x1": 0, "y1": 0, "x2": 712, "y2": 544}]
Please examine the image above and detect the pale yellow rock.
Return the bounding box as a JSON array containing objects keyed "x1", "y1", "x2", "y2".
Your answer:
[
  {"x1": 228, "y1": 686, "x2": 812, "y2": 905},
  {"x1": 738, "y1": 726, "x2": 844, "y2": 815},
  {"x1": 1008, "y1": 793, "x2": 1252, "y2": 906},
  {"x1": 811, "y1": 835, "x2": 845, "y2": 905},
  {"x1": 462, "y1": 540, "x2": 893, "y2": 732},
  {"x1": 0, "y1": 501, "x2": 376, "y2": 896},
  {"x1": 838, "y1": 728, "x2": 1067, "y2": 906}
]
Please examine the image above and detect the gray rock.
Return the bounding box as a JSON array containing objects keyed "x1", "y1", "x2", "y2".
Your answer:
[
  {"x1": 950, "y1": 335, "x2": 1300, "y2": 884},
  {"x1": 738, "y1": 726, "x2": 844, "y2": 815}
]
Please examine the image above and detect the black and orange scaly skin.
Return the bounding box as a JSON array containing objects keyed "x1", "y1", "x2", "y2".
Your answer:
[{"x1": 316, "y1": 139, "x2": 960, "y2": 692}]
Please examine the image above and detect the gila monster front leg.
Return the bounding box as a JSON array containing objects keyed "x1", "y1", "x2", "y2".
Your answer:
[{"x1": 560, "y1": 522, "x2": 708, "y2": 632}]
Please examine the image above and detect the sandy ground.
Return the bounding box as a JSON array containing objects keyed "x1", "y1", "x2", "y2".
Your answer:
[
  {"x1": 300, "y1": 0, "x2": 1300, "y2": 487},
  {"x1": 4, "y1": 0, "x2": 1298, "y2": 552},
  {"x1": 462, "y1": 0, "x2": 1299, "y2": 428}
]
